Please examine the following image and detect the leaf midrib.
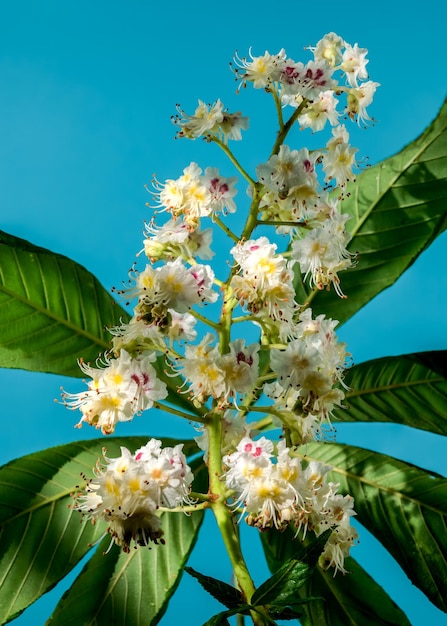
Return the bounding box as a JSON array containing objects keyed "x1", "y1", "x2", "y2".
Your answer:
[{"x1": 345, "y1": 374, "x2": 445, "y2": 399}]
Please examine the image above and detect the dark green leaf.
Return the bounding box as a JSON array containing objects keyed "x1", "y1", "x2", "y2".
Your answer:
[
  {"x1": 261, "y1": 527, "x2": 411, "y2": 625},
  {"x1": 185, "y1": 566, "x2": 244, "y2": 609},
  {"x1": 0, "y1": 437, "x2": 199, "y2": 623},
  {"x1": 299, "y1": 98, "x2": 447, "y2": 324},
  {"x1": 335, "y1": 351, "x2": 447, "y2": 435},
  {"x1": 202, "y1": 613, "x2": 231, "y2": 626},
  {"x1": 302, "y1": 441, "x2": 447, "y2": 612},
  {"x1": 252, "y1": 530, "x2": 331, "y2": 607},
  {"x1": 297, "y1": 557, "x2": 411, "y2": 626}
]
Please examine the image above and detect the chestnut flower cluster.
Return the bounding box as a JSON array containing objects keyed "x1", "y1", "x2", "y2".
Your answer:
[
  {"x1": 74, "y1": 440, "x2": 193, "y2": 552},
  {"x1": 65, "y1": 33, "x2": 377, "y2": 571}
]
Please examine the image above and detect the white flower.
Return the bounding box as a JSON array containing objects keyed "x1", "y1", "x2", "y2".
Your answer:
[
  {"x1": 281, "y1": 60, "x2": 337, "y2": 105},
  {"x1": 133, "y1": 258, "x2": 218, "y2": 323},
  {"x1": 203, "y1": 167, "x2": 238, "y2": 215},
  {"x1": 143, "y1": 218, "x2": 214, "y2": 262},
  {"x1": 62, "y1": 350, "x2": 168, "y2": 434},
  {"x1": 74, "y1": 440, "x2": 193, "y2": 552},
  {"x1": 256, "y1": 145, "x2": 318, "y2": 196},
  {"x1": 341, "y1": 43, "x2": 369, "y2": 87},
  {"x1": 323, "y1": 124, "x2": 358, "y2": 187},
  {"x1": 312, "y1": 33, "x2": 345, "y2": 67},
  {"x1": 299, "y1": 91, "x2": 339, "y2": 131},
  {"x1": 346, "y1": 80, "x2": 380, "y2": 125},
  {"x1": 180, "y1": 333, "x2": 226, "y2": 402},
  {"x1": 233, "y1": 48, "x2": 287, "y2": 89},
  {"x1": 174, "y1": 99, "x2": 224, "y2": 138},
  {"x1": 218, "y1": 339, "x2": 260, "y2": 396}
]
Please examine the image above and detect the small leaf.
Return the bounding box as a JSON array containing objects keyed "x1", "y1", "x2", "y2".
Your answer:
[
  {"x1": 252, "y1": 530, "x2": 331, "y2": 607},
  {"x1": 202, "y1": 614, "x2": 231, "y2": 626},
  {"x1": 185, "y1": 566, "x2": 244, "y2": 609}
]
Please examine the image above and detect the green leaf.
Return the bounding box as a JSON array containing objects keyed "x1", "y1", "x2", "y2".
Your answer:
[
  {"x1": 202, "y1": 613, "x2": 232, "y2": 626},
  {"x1": 0, "y1": 230, "x2": 129, "y2": 377},
  {"x1": 297, "y1": 557, "x2": 411, "y2": 626},
  {"x1": 48, "y1": 507, "x2": 204, "y2": 626},
  {"x1": 185, "y1": 566, "x2": 244, "y2": 609},
  {"x1": 0, "y1": 436, "x2": 200, "y2": 623},
  {"x1": 301, "y1": 97, "x2": 447, "y2": 324},
  {"x1": 335, "y1": 350, "x2": 447, "y2": 435},
  {"x1": 302, "y1": 441, "x2": 447, "y2": 612},
  {"x1": 0, "y1": 230, "x2": 200, "y2": 415},
  {"x1": 261, "y1": 527, "x2": 411, "y2": 625},
  {"x1": 251, "y1": 530, "x2": 331, "y2": 607}
]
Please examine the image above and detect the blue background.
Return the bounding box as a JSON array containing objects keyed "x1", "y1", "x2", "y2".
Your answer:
[{"x1": 1, "y1": 1, "x2": 446, "y2": 624}]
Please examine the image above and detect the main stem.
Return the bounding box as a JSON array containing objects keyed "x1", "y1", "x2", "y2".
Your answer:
[
  {"x1": 203, "y1": 183, "x2": 270, "y2": 624},
  {"x1": 207, "y1": 411, "x2": 269, "y2": 625}
]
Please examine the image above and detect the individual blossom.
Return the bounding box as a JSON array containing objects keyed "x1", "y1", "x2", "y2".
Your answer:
[
  {"x1": 311, "y1": 32, "x2": 345, "y2": 67},
  {"x1": 173, "y1": 99, "x2": 225, "y2": 138},
  {"x1": 130, "y1": 258, "x2": 218, "y2": 326},
  {"x1": 256, "y1": 145, "x2": 319, "y2": 198},
  {"x1": 232, "y1": 48, "x2": 287, "y2": 89},
  {"x1": 73, "y1": 440, "x2": 193, "y2": 552},
  {"x1": 219, "y1": 110, "x2": 249, "y2": 142},
  {"x1": 218, "y1": 339, "x2": 260, "y2": 397},
  {"x1": 173, "y1": 99, "x2": 248, "y2": 143},
  {"x1": 202, "y1": 167, "x2": 238, "y2": 215},
  {"x1": 280, "y1": 59, "x2": 337, "y2": 106},
  {"x1": 340, "y1": 43, "x2": 369, "y2": 87},
  {"x1": 298, "y1": 90, "x2": 339, "y2": 131},
  {"x1": 62, "y1": 350, "x2": 168, "y2": 434},
  {"x1": 291, "y1": 222, "x2": 353, "y2": 297},
  {"x1": 346, "y1": 80, "x2": 380, "y2": 125},
  {"x1": 154, "y1": 163, "x2": 238, "y2": 226},
  {"x1": 318, "y1": 518, "x2": 359, "y2": 574},
  {"x1": 179, "y1": 333, "x2": 226, "y2": 404},
  {"x1": 322, "y1": 124, "x2": 358, "y2": 187},
  {"x1": 230, "y1": 237, "x2": 298, "y2": 328},
  {"x1": 142, "y1": 217, "x2": 214, "y2": 262}
]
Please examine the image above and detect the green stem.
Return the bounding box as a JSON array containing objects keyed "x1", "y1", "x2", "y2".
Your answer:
[
  {"x1": 270, "y1": 99, "x2": 309, "y2": 156},
  {"x1": 214, "y1": 215, "x2": 240, "y2": 243},
  {"x1": 153, "y1": 401, "x2": 208, "y2": 424},
  {"x1": 211, "y1": 136, "x2": 256, "y2": 187},
  {"x1": 190, "y1": 309, "x2": 221, "y2": 331},
  {"x1": 206, "y1": 410, "x2": 270, "y2": 625}
]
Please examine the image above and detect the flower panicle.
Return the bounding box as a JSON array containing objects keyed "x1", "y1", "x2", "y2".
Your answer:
[{"x1": 63, "y1": 33, "x2": 378, "y2": 575}]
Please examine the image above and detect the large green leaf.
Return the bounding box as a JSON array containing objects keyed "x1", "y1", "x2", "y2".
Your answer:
[
  {"x1": 0, "y1": 437, "x2": 201, "y2": 624},
  {"x1": 47, "y1": 508, "x2": 204, "y2": 626},
  {"x1": 302, "y1": 98, "x2": 447, "y2": 324},
  {"x1": 0, "y1": 230, "x2": 198, "y2": 414},
  {"x1": 260, "y1": 528, "x2": 410, "y2": 626},
  {"x1": 334, "y1": 351, "x2": 447, "y2": 435},
  {"x1": 0, "y1": 230, "x2": 129, "y2": 376},
  {"x1": 301, "y1": 442, "x2": 447, "y2": 612}
]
